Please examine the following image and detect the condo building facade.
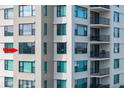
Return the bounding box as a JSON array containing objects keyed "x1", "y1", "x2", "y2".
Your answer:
[{"x1": 0, "y1": 5, "x2": 124, "y2": 88}]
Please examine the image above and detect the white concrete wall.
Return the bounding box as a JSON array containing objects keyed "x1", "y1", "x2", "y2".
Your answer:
[
  {"x1": 110, "y1": 5, "x2": 124, "y2": 88},
  {"x1": 0, "y1": 5, "x2": 13, "y2": 88}
]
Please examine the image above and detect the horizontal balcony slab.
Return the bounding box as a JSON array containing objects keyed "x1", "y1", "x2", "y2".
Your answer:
[
  {"x1": 90, "y1": 7, "x2": 110, "y2": 12},
  {"x1": 90, "y1": 35, "x2": 110, "y2": 43},
  {"x1": 90, "y1": 74, "x2": 109, "y2": 78},
  {"x1": 90, "y1": 24, "x2": 110, "y2": 28},
  {"x1": 90, "y1": 58, "x2": 110, "y2": 61},
  {"x1": 90, "y1": 84, "x2": 110, "y2": 88},
  {"x1": 90, "y1": 5, "x2": 110, "y2": 12},
  {"x1": 90, "y1": 68, "x2": 110, "y2": 77},
  {"x1": 90, "y1": 41, "x2": 110, "y2": 44}
]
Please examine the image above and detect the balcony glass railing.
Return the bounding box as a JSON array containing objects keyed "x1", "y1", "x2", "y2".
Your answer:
[
  {"x1": 90, "y1": 68, "x2": 110, "y2": 76},
  {"x1": 90, "y1": 50, "x2": 110, "y2": 58},
  {"x1": 90, "y1": 35, "x2": 110, "y2": 42},
  {"x1": 90, "y1": 84, "x2": 110, "y2": 88},
  {"x1": 90, "y1": 17, "x2": 110, "y2": 25},
  {"x1": 90, "y1": 5, "x2": 110, "y2": 9}
]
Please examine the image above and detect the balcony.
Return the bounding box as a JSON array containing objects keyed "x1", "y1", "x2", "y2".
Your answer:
[
  {"x1": 90, "y1": 5, "x2": 110, "y2": 12},
  {"x1": 90, "y1": 68, "x2": 110, "y2": 77},
  {"x1": 90, "y1": 50, "x2": 110, "y2": 59},
  {"x1": 90, "y1": 17, "x2": 110, "y2": 27},
  {"x1": 90, "y1": 35, "x2": 110, "y2": 43},
  {"x1": 90, "y1": 5, "x2": 110, "y2": 9},
  {"x1": 75, "y1": 83, "x2": 87, "y2": 88},
  {"x1": 90, "y1": 84, "x2": 110, "y2": 88}
]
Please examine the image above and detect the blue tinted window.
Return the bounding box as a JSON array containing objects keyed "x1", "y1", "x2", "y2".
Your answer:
[
  {"x1": 114, "y1": 59, "x2": 119, "y2": 69},
  {"x1": 57, "y1": 5, "x2": 66, "y2": 17},
  {"x1": 75, "y1": 78, "x2": 87, "y2": 88},
  {"x1": 114, "y1": 27, "x2": 120, "y2": 38},
  {"x1": 75, "y1": 24, "x2": 87, "y2": 36},
  {"x1": 75, "y1": 60, "x2": 87, "y2": 72},
  {"x1": 114, "y1": 11, "x2": 119, "y2": 22},
  {"x1": 74, "y1": 6, "x2": 87, "y2": 19},
  {"x1": 19, "y1": 61, "x2": 35, "y2": 73},
  {"x1": 19, "y1": 5, "x2": 35, "y2": 17},
  {"x1": 114, "y1": 74, "x2": 119, "y2": 84},
  {"x1": 57, "y1": 80, "x2": 66, "y2": 88}
]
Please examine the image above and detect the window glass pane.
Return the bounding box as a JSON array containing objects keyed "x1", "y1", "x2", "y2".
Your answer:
[
  {"x1": 19, "y1": 5, "x2": 35, "y2": 17},
  {"x1": 57, "y1": 80, "x2": 66, "y2": 88},
  {"x1": 4, "y1": 77, "x2": 13, "y2": 88},
  {"x1": 74, "y1": 6, "x2": 87, "y2": 19},
  {"x1": 75, "y1": 24, "x2": 87, "y2": 36},
  {"x1": 19, "y1": 80, "x2": 35, "y2": 88},
  {"x1": 114, "y1": 27, "x2": 120, "y2": 38},
  {"x1": 19, "y1": 23, "x2": 35, "y2": 35},
  {"x1": 75, "y1": 60, "x2": 87, "y2": 72},
  {"x1": 5, "y1": 43, "x2": 13, "y2": 48},
  {"x1": 114, "y1": 43, "x2": 119, "y2": 53},
  {"x1": 19, "y1": 42, "x2": 35, "y2": 54},
  {"x1": 4, "y1": 8, "x2": 13, "y2": 19},
  {"x1": 57, "y1": 5, "x2": 66, "y2": 17},
  {"x1": 114, "y1": 59, "x2": 119, "y2": 69},
  {"x1": 114, "y1": 74, "x2": 119, "y2": 84},
  {"x1": 24, "y1": 6, "x2": 32, "y2": 16},
  {"x1": 19, "y1": 61, "x2": 35, "y2": 73},
  {"x1": 4, "y1": 26, "x2": 13, "y2": 36},
  {"x1": 4, "y1": 43, "x2": 13, "y2": 53},
  {"x1": 43, "y1": 5, "x2": 47, "y2": 16},
  {"x1": 57, "y1": 43, "x2": 66, "y2": 54},
  {"x1": 75, "y1": 78, "x2": 87, "y2": 88},
  {"x1": 57, "y1": 61, "x2": 66, "y2": 73},
  {"x1": 57, "y1": 24, "x2": 66, "y2": 35},
  {"x1": 44, "y1": 42, "x2": 47, "y2": 54},
  {"x1": 44, "y1": 80, "x2": 47, "y2": 88},
  {"x1": 24, "y1": 62, "x2": 32, "y2": 72},
  {"x1": 44, "y1": 62, "x2": 47, "y2": 74},
  {"x1": 44, "y1": 23, "x2": 47, "y2": 35},
  {"x1": 5, "y1": 60, "x2": 13, "y2": 71},
  {"x1": 114, "y1": 11, "x2": 119, "y2": 22},
  {"x1": 75, "y1": 43, "x2": 87, "y2": 54}
]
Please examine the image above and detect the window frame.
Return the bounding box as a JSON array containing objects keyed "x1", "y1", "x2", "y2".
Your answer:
[
  {"x1": 19, "y1": 23, "x2": 35, "y2": 36},
  {"x1": 44, "y1": 23, "x2": 47, "y2": 35},
  {"x1": 75, "y1": 42, "x2": 87, "y2": 54},
  {"x1": 57, "y1": 24, "x2": 66, "y2": 35},
  {"x1": 19, "y1": 42, "x2": 35, "y2": 54},
  {"x1": 43, "y1": 42, "x2": 47, "y2": 55},
  {"x1": 19, "y1": 5, "x2": 35, "y2": 17},
  {"x1": 74, "y1": 6, "x2": 87, "y2": 19},
  {"x1": 114, "y1": 43, "x2": 120, "y2": 53},
  {"x1": 19, "y1": 80, "x2": 35, "y2": 88},
  {"x1": 114, "y1": 11, "x2": 119, "y2": 22},
  {"x1": 4, "y1": 8, "x2": 13, "y2": 19},
  {"x1": 74, "y1": 60, "x2": 87, "y2": 72},
  {"x1": 114, "y1": 74, "x2": 120, "y2": 84},
  {"x1": 114, "y1": 27, "x2": 120, "y2": 38},
  {"x1": 57, "y1": 79, "x2": 66, "y2": 88},
  {"x1": 19, "y1": 61, "x2": 35, "y2": 73},
  {"x1": 43, "y1": 5, "x2": 47, "y2": 16},
  {"x1": 44, "y1": 80, "x2": 47, "y2": 88},
  {"x1": 57, "y1": 42, "x2": 66, "y2": 54},
  {"x1": 4, "y1": 25, "x2": 13, "y2": 36},
  {"x1": 4, "y1": 60, "x2": 13, "y2": 71},
  {"x1": 75, "y1": 24, "x2": 87, "y2": 36},
  {"x1": 114, "y1": 59, "x2": 119, "y2": 69},
  {"x1": 57, "y1": 5, "x2": 66, "y2": 17},
  {"x1": 57, "y1": 61, "x2": 66, "y2": 73},
  {"x1": 75, "y1": 78, "x2": 87, "y2": 88},
  {"x1": 4, "y1": 77, "x2": 13, "y2": 88},
  {"x1": 44, "y1": 61, "x2": 47, "y2": 74}
]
